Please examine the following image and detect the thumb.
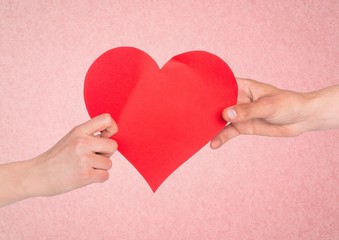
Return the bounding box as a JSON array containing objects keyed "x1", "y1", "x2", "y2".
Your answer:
[{"x1": 222, "y1": 98, "x2": 275, "y2": 123}]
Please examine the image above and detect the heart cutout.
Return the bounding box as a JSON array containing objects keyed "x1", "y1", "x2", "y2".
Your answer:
[{"x1": 84, "y1": 47, "x2": 237, "y2": 192}]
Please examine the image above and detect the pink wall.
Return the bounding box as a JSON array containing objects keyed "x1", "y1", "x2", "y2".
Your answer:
[{"x1": 0, "y1": 1, "x2": 338, "y2": 239}]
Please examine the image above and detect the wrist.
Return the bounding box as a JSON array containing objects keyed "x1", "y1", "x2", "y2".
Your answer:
[
  {"x1": 21, "y1": 154, "x2": 49, "y2": 198},
  {"x1": 0, "y1": 158, "x2": 43, "y2": 207},
  {"x1": 16, "y1": 158, "x2": 41, "y2": 200},
  {"x1": 302, "y1": 86, "x2": 339, "y2": 132},
  {"x1": 300, "y1": 90, "x2": 324, "y2": 132}
]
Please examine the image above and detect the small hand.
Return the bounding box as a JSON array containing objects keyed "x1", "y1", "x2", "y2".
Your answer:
[{"x1": 28, "y1": 113, "x2": 118, "y2": 197}]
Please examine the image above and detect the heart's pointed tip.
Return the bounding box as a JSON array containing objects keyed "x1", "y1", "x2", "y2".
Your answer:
[
  {"x1": 143, "y1": 175, "x2": 164, "y2": 193},
  {"x1": 150, "y1": 184, "x2": 160, "y2": 193}
]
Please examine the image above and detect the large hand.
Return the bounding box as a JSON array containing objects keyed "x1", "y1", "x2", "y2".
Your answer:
[{"x1": 210, "y1": 78, "x2": 339, "y2": 149}]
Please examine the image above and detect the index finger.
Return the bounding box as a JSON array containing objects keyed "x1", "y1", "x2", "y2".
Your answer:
[
  {"x1": 81, "y1": 113, "x2": 118, "y2": 136},
  {"x1": 236, "y1": 78, "x2": 278, "y2": 102}
]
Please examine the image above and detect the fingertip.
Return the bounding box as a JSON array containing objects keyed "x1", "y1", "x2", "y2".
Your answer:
[
  {"x1": 102, "y1": 171, "x2": 110, "y2": 182},
  {"x1": 102, "y1": 113, "x2": 112, "y2": 121},
  {"x1": 212, "y1": 124, "x2": 240, "y2": 147},
  {"x1": 107, "y1": 159, "x2": 113, "y2": 170},
  {"x1": 210, "y1": 138, "x2": 222, "y2": 149},
  {"x1": 96, "y1": 170, "x2": 110, "y2": 183},
  {"x1": 107, "y1": 114, "x2": 118, "y2": 129},
  {"x1": 99, "y1": 113, "x2": 113, "y2": 127},
  {"x1": 222, "y1": 107, "x2": 237, "y2": 122},
  {"x1": 111, "y1": 139, "x2": 118, "y2": 151}
]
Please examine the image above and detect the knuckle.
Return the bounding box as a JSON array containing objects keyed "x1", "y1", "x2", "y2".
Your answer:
[
  {"x1": 79, "y1": 154, "x2": 91, "y2": 166},
  {"x1": 102, "y1": 113, "x2": 113, "y2": 123},
  {"x1": 218, "y1": 130, "x2": 227, "y2": 142},
  {"x1": 74, "y1": 137, "x2": 86, "y2": 148},
  {"x1": 105, "y1": 114, "x2": 118, "y2": 131},
  {"x1": 244, "y1": 78, "x2": 255, "y2": 89},
  {"x1": 72, "y1": 137, "x2": 89, "y2": 153},
  {"x1": 79, "y1": 167, "x2": 93, "y2": 182},
  {"x1": 247, "y1": 121, "x2": 257, "y2": 135},
  {"x1": 103, "y1": 139, "x2": 117, "y2": 152}
]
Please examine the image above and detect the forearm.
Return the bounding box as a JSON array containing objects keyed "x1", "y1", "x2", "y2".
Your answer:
[
  {"x1": 0, "y1": 159, "x2": 39, "y2": 207},
  {"x1": 306, "y1": 85, "x2": 339, "y2": 131}
]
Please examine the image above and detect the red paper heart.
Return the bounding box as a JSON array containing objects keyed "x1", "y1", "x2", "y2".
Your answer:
[{"x1": 84, "y1": 47, "x2": 237, "y2": 192}]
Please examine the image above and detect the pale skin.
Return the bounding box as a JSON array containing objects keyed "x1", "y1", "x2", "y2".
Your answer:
[
  {"x1": 210, "y1": 78, "x2": 339, "y2": 149},
  {"x1": 0, "y1": 114, "x2": 118, "y2": 207},
  {"x1": 1, "y1": 79, "x2": 339, "y2": 207}
]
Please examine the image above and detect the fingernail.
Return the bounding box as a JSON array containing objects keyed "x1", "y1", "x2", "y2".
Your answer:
[{"x1": 226, "y1": 108, "x2": 237, "y2": 120}]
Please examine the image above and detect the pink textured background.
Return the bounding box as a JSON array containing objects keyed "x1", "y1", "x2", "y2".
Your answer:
[{"x1": 0, "y1": 1, "x2": 338, "y2": 239}]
